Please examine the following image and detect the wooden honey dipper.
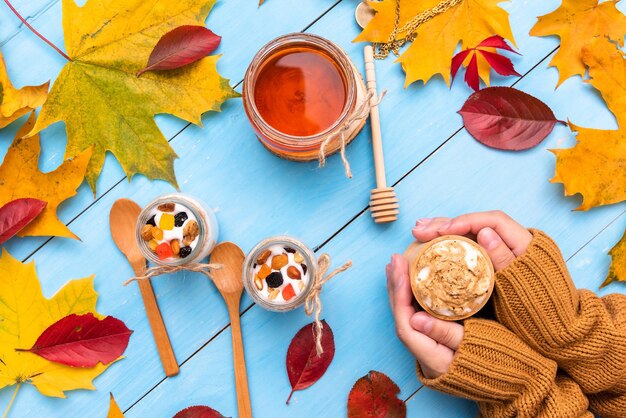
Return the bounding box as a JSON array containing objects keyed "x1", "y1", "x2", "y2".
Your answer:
[{"x1": 364, "y1": 45, "x2": 399, "y2": 223}]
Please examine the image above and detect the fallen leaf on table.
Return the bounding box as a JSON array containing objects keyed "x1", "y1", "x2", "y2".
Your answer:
[
  {"x1": 173, "y1": 405, "x2": 227, "y2": 418},
  {"x1": 286, "y1": 320, "x2": 335, "y2": 404},
  {"x1": 530, "y1": 0, "x2": 626, "y2": 87},
  {"x1": 354, "y1": 0, "x2": 515, "y2": 87},
  {"x1": 137, "y1": 26, "x2": 222, "y2": 76},
  {"x1": 551, "y1": 40, "x2": 626, "y2": 210},
  {"x1": 0, "y1": 198, "x2": 47, "y2": 245},
  {"x1": 0, "y1": 249, "x2": 119, "y2": 398},
  {"x1": 603, "y1": 230, "x2": 626, "y2": 288},
  {"x1": 0, "y1": 52, "x2": 48, "y2": 129},
  {"x1": 29, "y1": 0, "x2": 239, "y2": 193},
  {"x1": 0, "y1": 113, "x2": 91, "y2": 239},
  {"x1": 459, "y1": 87, "x2": 564, "y2": 150},
  {"x1": 108, "y1": 393, "x2": 125, "y2": 418},
  {"x1": 17, "y1": 313, "x2": 132, "y2": 367},
  {"x1": 347, "y1": 370, "x2": 406, "y2": 418},
  {"x1": 451, "y1": 35, "x2": 520, "y2": 92}
]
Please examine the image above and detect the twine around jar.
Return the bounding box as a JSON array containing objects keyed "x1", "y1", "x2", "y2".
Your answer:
[
  {"x1": 304, "y1": 254, "x2": 353, "y2": 356},
  {"x1": 318, "y1": 90, "x2": 386, "y2": 178},
  {"x1": 124, "y1": 262, "x2": 222, "y2": 286}
]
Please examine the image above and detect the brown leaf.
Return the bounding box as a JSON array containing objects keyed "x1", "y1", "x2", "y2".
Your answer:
[
  {"x1": 286, "y1": 320, "x2": 335, "y2": 404},
  {"x1": 347, "y1": 371, "x2": 406, "y2": 418}
]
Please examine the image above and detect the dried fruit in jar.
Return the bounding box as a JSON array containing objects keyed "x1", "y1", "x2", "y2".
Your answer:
[
  {"x1": 301, "y1": 264, "x2": 308, "y2": 275},
  {"x1": 174, "y1": 212, "x2": 188, "y2": 227},
  {"x1": 179, "y1": 246, "x2": 192, "y2": 258},
  {"x1": 141, "y1": 224, "x2": 153, "y2": 241},
  {"x1": 146, "y1": 215, "x2": 156, "y2": 227},
  {"x1": 294, "y1": 252, "x2": 304, "y2": 263},
  {"x1": 159, "y1": 213, "x2": 175, "y2": 231},
  {"x1": 151, "y1": 226, "x2": 164, "y2": 240},
  {"x1": 258, "y1": 264, "x2": 271, "y2": 279},
  {"x1": 148, "y1": 239, "x2": 159, "y2": 251},
  {"x1": 266, "y1": 271, "x2": 284, "y2": 288},
  {"x1": 171, "y1": 239, "x2": 181, "y2": 255},
  {"x1": 158, "y1": 202, "x2": 175, "y2": 212},
  {"x1": 254, "y1": 277, "x2": 263, "y2": 290},
  {"x1": 257, "y1": 249, "x2": 271, "y2": 265},
  {"x1": 156, "y1": 242, "x2": 174, "y2": 260},
  {"x1": 287, "y1": 266, "x2": 301, "y2": 280},
  {"x1": 268, "y1": 288, "x2": 279, "y2": 300},
  {"x1": 272, "y1": 254, "x2": 288, "y2": 270},
  {"x1": 284, "y1": 246, "x2": 296, "y2": 254},
  {"x1": 282, "y1": 283, "x2": 296, "y2": 301},
  {"x1": 183, "y1": 220, "x2": 199, "y2": 245}
]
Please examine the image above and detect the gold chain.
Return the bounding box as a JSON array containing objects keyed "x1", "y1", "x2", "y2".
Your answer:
[{"x1": 373, "y1": 0, "x2": 464, "y2": 59}]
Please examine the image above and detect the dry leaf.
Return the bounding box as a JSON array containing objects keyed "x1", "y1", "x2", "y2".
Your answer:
[
  {"x1": 354, "y1": 0, "x2": 515, "y2": 86},
  {"x1": 551, "y1": 40, "x2": 626, "y2": 210},
  {"x1": 347, "y1": 370, "x2": 406, "y2": 418},
  {"x1": 29, "y1": 0, "x2": 239, "y2": 193},
  {"x1": 0, "y1": 198, "x2": 47, "y2": 245},
  {"x1": 0, "y1": 249, "x2": 114, "y2": 398},
  {"x1": 530, "y1": 0, "x2": 626, "y2": 87},
  {"x1": 0, "y1": 52, "x2": 48, "y2": 129},
  {"x1": 108, "y1": 393, "x2": 125, "y2": 418},
  {"x1": 0, "y1": 113, "x2": 92, "y2": 239},
  {"x1": 603, "y1": 231, "x2": 626, "y2": 287}
]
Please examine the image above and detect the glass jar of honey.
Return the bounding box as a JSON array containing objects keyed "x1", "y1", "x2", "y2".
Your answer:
[{"x1": 243, "y1": 33, "x2": 365, "y2": 161}]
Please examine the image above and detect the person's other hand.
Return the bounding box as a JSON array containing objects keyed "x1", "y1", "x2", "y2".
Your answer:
[
  {"x1": 411, "y1": 211, "x2": 533, "y2": 271},
  {"x1": 386, "y1": 254, "x2": 464, "y2": 378}
]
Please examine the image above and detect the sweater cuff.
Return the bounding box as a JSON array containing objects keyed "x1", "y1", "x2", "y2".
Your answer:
[
  {"x1": 493, "y1": 229, "x2": 580, "y2": 349},
  {"x1": 417, "y1": 320, "x2": 590, "y2": 417}
]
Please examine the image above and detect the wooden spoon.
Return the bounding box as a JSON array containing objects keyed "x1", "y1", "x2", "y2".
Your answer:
[
  {"x1": 109, "y1": 198, "x2": 179, "y2": 377},
  {"x1": 209, "y1": 242, "x2": 252, "y2": 418}
]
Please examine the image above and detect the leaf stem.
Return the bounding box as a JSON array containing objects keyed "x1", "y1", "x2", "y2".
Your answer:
[
  {"x1": 3, "y1": 0, "x2": 70, "y2": 61},
  {"x1": 2, "y1": 383, "x2": 21, "y2": 418}
]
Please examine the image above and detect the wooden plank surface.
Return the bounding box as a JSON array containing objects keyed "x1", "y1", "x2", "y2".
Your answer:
[{"x1": 0, "y1": 0, "x2": 624, "y2": 417}]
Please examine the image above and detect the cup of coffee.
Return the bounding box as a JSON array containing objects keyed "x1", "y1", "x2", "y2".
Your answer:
[{"x1": 404, "y1": 235, "x2": 495, "y2": 321}]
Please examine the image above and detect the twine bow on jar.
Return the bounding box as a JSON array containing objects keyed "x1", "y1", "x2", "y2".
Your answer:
[
  {"x1": 318, "y1": 90, "x2": 386, "y2": 179},
  {"x1": 124, "y1": 262, "x2": 222, "y2": 286},
  {"x1": 304, "y1": 254, "x2": 353, "y2": 356}
]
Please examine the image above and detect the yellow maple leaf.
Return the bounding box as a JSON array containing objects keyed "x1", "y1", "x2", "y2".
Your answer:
[
  {"x1": 530, "y1": 0, "x2": 626, "y2": 87},
  {"x1": 0, "y1": 113, "x2": 92, "y2": 239},
  {"x1": 603, "y1": 230, "x2": 626, "y2": 287},
  {"x1": 0, "y1": 249, "x2": 112, "y2": 399},
  {"x1": 108, "y1": 393, "x2": 125, "y2": 418},
  {"x1": 354, "y1": 0, "x2": 515, "y2": 86},
  {"x1": 29, "y1": 0, "x2": 239, "y2": 193},
  {"x1": 551, "y1": 39, "x2": 626, "y2": 211},
  {"x1": 0, "y1": 52, "x2": 48, "y2": 129}
]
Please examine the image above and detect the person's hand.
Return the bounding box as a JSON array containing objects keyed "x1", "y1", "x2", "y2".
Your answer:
[
  {"x1": 386, "y1": 254, "x2": 464, "y2": 379},
  {"x1": 411, "y1": 211, "x2": 533, "y2": 271}
]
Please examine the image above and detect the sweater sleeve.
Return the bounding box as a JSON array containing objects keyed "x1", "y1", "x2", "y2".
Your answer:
[
  {"x1": 493, "y1": 229, "x2": 626, "y2": 417},
  {"x1": 417, "y1": 319, "x2": 591, "y2": 418}
]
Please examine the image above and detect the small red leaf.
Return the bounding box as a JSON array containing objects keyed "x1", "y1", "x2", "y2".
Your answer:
[
  {"x1": 477, "y1": 35, "x2": 519, "y2": 55},
  {"x1": 0, "y1": 198, "x2": 47, "y2": 245},
  {"x1": 286, "y1": 320, "x2": 335, "y2": 404},
  {"x1": 347, "y1": 371, "x2": 406, "y2": 418},
  {"x1": 173, "y1": 406, "x2": 227, "y2": 418},
  {"x1": 459, "y1": 87, "x2": 565, "y2": 150},
  {"x1": 137, "y1": 25, "x2": 221, "y2": 76},
  {"x1": 465, "y1": 53, "x2": 480, "y2": 92},
  {"x1": 478, "y1": 50, "x2": 520, "y2": 77},
  {"x1": 18, "y1": 313, "x2": 132, "y2": 367},
  {"x1": 451, "y1": 49, "x2": 471, "y2": 79}
]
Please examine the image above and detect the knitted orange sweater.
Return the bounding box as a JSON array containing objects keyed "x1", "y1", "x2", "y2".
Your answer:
[{"x1": 419, "y1": 230, "x2": 626, "y2": 417}]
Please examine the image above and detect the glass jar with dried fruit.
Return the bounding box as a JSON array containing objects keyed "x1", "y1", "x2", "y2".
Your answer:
[
  {"x1": 135, "y1": 193, "x2": 218, "y2": 266},
  {"x1": 243, "y1": 236, "x2": 316, "y2": 311}
]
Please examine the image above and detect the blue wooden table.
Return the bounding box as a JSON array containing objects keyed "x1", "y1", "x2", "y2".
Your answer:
[{"x1": 1, "y1": 0, "x2": 625, "y2": 417}]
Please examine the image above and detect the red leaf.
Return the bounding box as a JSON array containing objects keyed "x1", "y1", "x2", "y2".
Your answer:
[
  {"x1": 0, "y1": 198, "x2": 47, "y2": 245},
  {"x1": 477, "y1": 35, "x2": 519, "y2": 55},
  {"x1": 173, "y1": 406, "x2": 227, "y2": 418},
  {"x1": 285, "y1": 320, "x2": 335, "y2": 404},
  {"x1": 347, "y1": 371, "x2": 406, "y2": 418},
  {"x1": 478, "y1": 50, "x2": 520, "y2": 77},
  {"x1": 18, "y1": 313, "x2": 132, "y2": 367},
  {"x1": 451, "y1": 49, "x2": 471, "y2": 79},
  {"x1": 464, "y1": 53, "x2": 480, "y2": 92},
  {"x1": 137, "y1": 25, "x2": 221, "y2": 76},
  {"x1": 459, "y1": 87, "x2": 565, "y2": 150}
]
